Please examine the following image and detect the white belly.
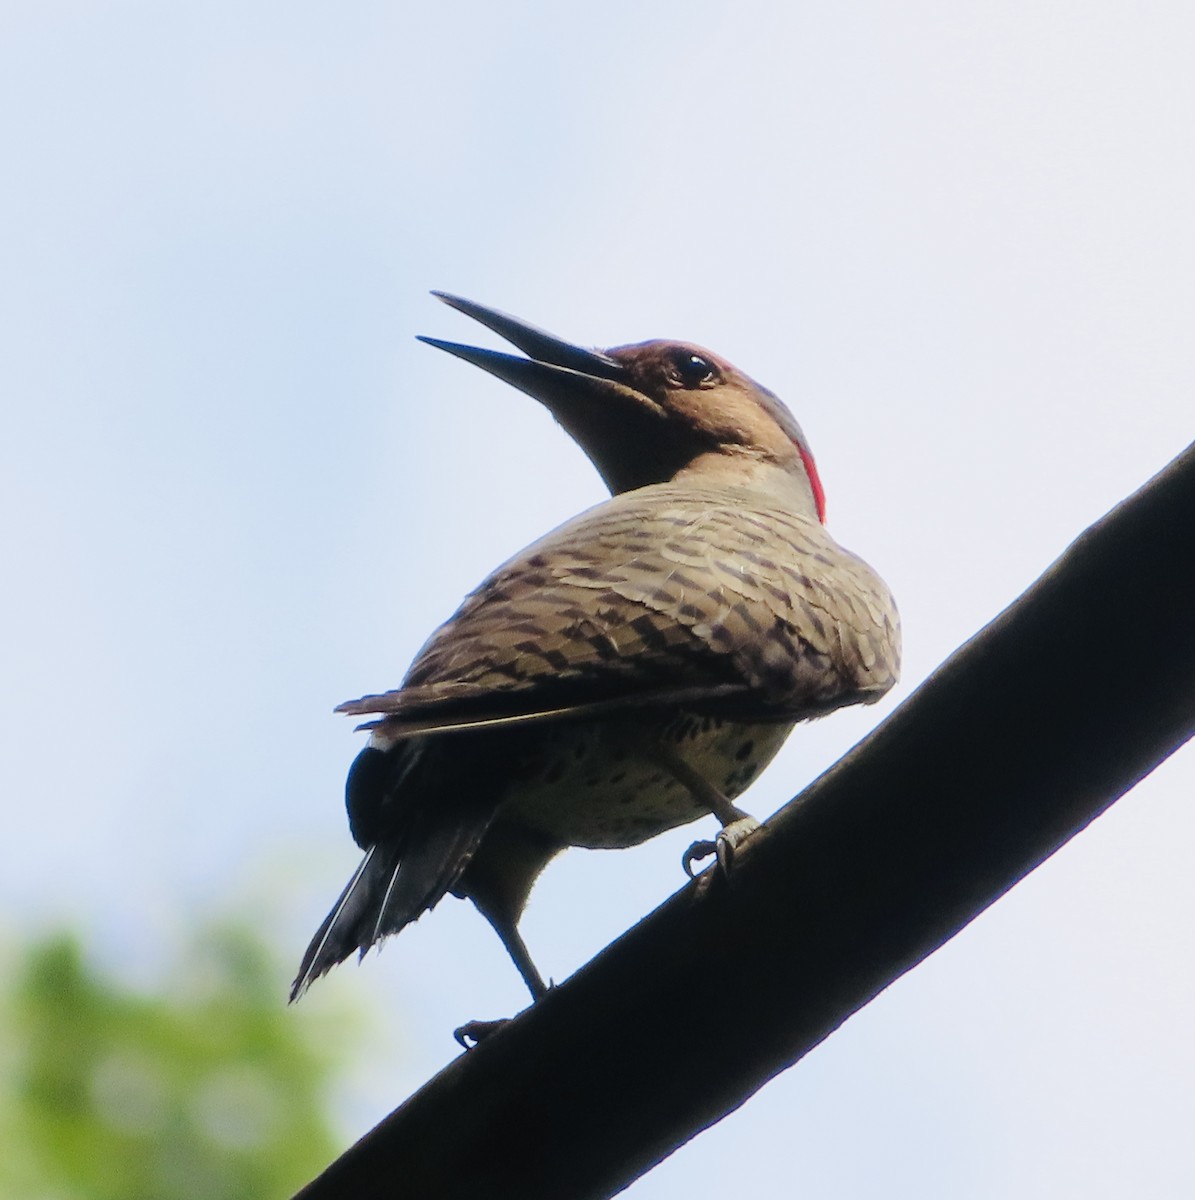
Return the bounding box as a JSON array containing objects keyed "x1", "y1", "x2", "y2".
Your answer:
[{"x1": 502, "y1": 714, "x2": 794, "y2": 849}]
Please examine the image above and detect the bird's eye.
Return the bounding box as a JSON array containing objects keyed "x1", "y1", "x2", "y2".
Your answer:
[{"x1": 672, "y1": 352, "x2": 719, "y2": 389}]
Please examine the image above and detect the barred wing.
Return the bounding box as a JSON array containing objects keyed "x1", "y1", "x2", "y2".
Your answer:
[{"x1": 338, "y1": 485, "x2": 900, "y2": 738}]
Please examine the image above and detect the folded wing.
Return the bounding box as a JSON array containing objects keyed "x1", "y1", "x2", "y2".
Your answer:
[{"x1": 338, "y1": 485, "x2": 900, "y2": 738}]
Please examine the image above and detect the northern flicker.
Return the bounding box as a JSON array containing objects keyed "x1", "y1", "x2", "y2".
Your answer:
[{"x1": 291, "y1": 294, "x2": 900, "y2": 1009}]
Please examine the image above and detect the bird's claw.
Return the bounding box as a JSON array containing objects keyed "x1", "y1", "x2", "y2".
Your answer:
[
  {"x1": 683, "y1": 839, "x2": 717, "y2": 878},
  {"x1": 682, "y1": 816, "x2": 761, "y2": 879},
  {"x1": 454, "y1": 1018, "x2": 510, "y2": 1049}
]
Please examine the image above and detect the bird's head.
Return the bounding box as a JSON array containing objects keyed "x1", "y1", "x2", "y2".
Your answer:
[{"x1": 420, "y1": 294, "x2": 826, "y2": 523}]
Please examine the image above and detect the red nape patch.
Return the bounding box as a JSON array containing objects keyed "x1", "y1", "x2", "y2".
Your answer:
[{"x1": 795, "y1": 441, "x2": 827, "y2": 523}]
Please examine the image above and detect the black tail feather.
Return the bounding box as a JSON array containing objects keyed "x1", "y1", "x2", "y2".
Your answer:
[
  {"x1": 369, "y1": 800, "x2": 494, "y2": 944},
  {"x1": 290, "y1": 799, "x2": 496, "y2": 1002},
  {"x1": 290, "y1": 845, "x2": 385, "y2": 1001}
]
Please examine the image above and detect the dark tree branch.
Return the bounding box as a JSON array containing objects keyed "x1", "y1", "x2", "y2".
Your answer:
[{"x1": 295, "y1": 441, "x2": 1195, "y2": 1200}]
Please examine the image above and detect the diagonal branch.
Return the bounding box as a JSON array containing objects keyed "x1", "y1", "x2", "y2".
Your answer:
[{"x1": 295, "y1": 440, "x2": 1195, "y2": 1200}]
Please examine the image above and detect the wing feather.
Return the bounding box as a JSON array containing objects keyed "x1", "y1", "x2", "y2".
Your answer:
[{"x1": 339, "y1": 485, "x2": 900, "y2": 737}]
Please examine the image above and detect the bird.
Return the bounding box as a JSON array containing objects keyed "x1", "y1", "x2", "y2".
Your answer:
[{"x1": 290, "y1": 293, "x2": 900, "y2": 1016}]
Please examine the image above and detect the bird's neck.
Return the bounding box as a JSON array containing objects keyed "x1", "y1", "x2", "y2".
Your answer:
[{"x1": 671, "y1": 453, "x2": 825, "y2": 521}]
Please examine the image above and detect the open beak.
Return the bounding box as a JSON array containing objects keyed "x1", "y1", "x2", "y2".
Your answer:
[
  {"x1": 418, "y1": 292, "x2": 631, "y2": 411},
  {"x1": 419, "y1": 292, "x2": 680, "y2": 496}
]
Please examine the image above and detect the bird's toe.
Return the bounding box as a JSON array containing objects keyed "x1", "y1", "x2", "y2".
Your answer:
[
  {"x1": 714, "y1": 814, "x2": 760, "y2": 874},
  {"x1": 683, "y1": 816, "x2": 761, "y2": 879},
  {"x1": 454, "y1": 1018, "x2": 510, "y2": 1049},
  {"x1": 682, "y1": 839, "x2": 718, "y2": 878}
]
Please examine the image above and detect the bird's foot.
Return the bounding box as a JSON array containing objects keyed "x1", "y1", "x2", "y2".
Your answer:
[
  {"x1": 454, "y1": 1018, "x2": 510, "y2": 1049},
  {"x1": 682, "y1": 815, "x2": 761, "y2": 879}
]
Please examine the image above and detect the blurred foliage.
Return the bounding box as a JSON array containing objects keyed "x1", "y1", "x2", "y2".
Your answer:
[{"x1": 0, "y1": 923, "x2": 358, "y2": 1200}]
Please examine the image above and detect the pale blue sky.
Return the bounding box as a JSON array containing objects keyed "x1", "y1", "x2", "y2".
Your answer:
[{"x1": 2, "y1": 3, "x2": 1193, "y2": 1196}]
